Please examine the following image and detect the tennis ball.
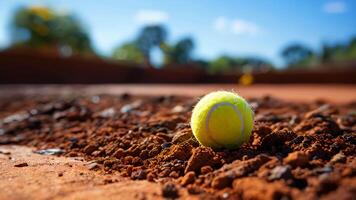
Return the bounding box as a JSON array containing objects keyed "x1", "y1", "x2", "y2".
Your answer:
[{"x1": 191, "y1": 91, "x2": 254, "y2": 149}]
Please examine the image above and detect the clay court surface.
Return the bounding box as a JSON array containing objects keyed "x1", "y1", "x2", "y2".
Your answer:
[
  {"x1": 0, "y1": 84, "x2": 355, "y2": 200},
  {"x1": 1, "y1": 84, "x2": 355, "y2": 102}
]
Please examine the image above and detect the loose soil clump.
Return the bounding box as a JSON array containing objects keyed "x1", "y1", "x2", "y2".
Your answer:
[{"x1": 0, "y1": 94, "x2": 355, "y2": 200}]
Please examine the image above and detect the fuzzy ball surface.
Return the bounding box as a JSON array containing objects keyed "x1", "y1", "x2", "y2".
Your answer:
[{"x1": 190, "y1": 91, "x2": 254, "y2": 149}]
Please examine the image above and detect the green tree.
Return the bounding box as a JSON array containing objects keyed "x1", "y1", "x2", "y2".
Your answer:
[
  {"x1": 10, "y1": 6, "x2": 93, "y2": 55},
  {"x1": 321, "y1": 44, "x2": 346, "y2": 63},
  {"x1": 137, "y1": 25, "x2": 167, "y2": 66},
  {"x1": 238, "y1": 57, "x2": 274, "y2": 72},
  {"x1": 281, "y1": 44, "x2": 315, "y2": 67},
  {"x1": 112, "y1": 41, "x2": 144, "y2": 64},
  {"x1": 194, "y1": 59, "x2": 209, "y2": 69},
  {"x1": 209, "y1": 56, "x2": 238, "y2": 73},
  {"x1": 346, "y1": 37, "x2": 356, "y2": 59},
  {"x1": 162, "y1": 37, "x2": 194, "y2": 65},
  {"x1": 208, "y1": 55, "x2": 274, "y2": 73},
  {"x1": 321, "y1": 37, "x2": 356, "y2": 63}
]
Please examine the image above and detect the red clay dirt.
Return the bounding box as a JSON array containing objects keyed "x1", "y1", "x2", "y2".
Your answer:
[
  {"x1": 1, "y1": 84, "x2": 356, "y2": 103},
  {"x1": 0, "y1": 145, "x2": 173, "y2": 200},
  {"x1": 0, "y1": 85, "x2": 355, "y2": 200}
]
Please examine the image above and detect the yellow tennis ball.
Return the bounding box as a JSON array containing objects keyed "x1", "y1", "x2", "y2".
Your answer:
[{"x1": 191, "y1": 91, "x2": 254, "y2": 149}]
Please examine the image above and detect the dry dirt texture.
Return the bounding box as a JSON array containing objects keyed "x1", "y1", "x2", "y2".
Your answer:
[
  {"x1": 0, "y1": 85, "x2": 355, "y2": 200},
  {"x1": 0, "y1": 145, "x2": 173, "y2": 200}
]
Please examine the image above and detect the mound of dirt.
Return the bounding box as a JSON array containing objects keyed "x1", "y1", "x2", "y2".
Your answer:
[{"x1": 0, "y1": 94, "x2": 355, "y2": 200}]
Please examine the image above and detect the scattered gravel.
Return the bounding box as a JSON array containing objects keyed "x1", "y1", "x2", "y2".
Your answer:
[{"x1": 0, "y1": 94, "x2": 355, "y2": 200}]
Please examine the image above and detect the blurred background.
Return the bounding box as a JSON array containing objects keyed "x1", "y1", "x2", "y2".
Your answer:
[{"x1": 0, "y1": 0, "x2": 355, "y2": 84}]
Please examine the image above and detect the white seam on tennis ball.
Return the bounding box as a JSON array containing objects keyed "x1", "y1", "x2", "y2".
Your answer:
[{"x1": 205, "y1": 101, "x2": 245, "y2": 146}]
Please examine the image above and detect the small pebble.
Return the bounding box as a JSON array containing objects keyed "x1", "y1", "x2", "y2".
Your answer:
[
  {"x1": 120, "y1": 100, "x2": 142, "y2": 113},
  {"x1": 330, "y1": 153, "x2": 346, "y2": 164},
  {"x1": 268, "y1": 166, "x2": 293, "y2": 181},
  {"x1": 147, "y1": 173, "x2": 155, "y2": 182},
  {"x1": 99, "y1": 107, "x2": 116, "y2": 118},
  {"x1": 161, "y1": 142, "x2": 172, "y2": 149},
  {"x1": 162, "y1": 182, "x2": 179, "y2": 198},
  {"x1": 171, "y1": 105, "x2": 185, "y2": 113},
  {"x1": 169, "y1": 171, "x2": 179, "y2": 178},
  {"x1": 87, "y1": 163, "x2": 100, "y2": 170},
  {"x1": 131, "y1": 170, "x2": 147, "y2": 180},
  {"x1": 187, "y1": 185, "x2": 202, "y2": 195},
  {"x1": 0, "y1": 151, "x2": 11, "y2": 155},
  {"x1": 91, "y1": 96, "x2": 100, "y2": 103},
  {"x1": 14, "y1": 162, "x2": 28, "y2": 167},
  {"x1": 222, "y1": 192, "x2": 229, "y2": 199},
  {"x1": 172, "y1": 131, "x2": 192, "y2": 144},
  {"x1": 315, "y1": 165, "x2": 333, "y2": 174},
  {"x1": 284, "y1": 151, "x2": 309, "y2": 167},
  {"x1": 34, "y1": 148, "x2": 65, "y2": 155},
  {"x1": 200, "y1": 165, "x2": 213, "y2": 174},
  {"x1": 181, "y1": 171, "x2": 195, "y2": 186}
]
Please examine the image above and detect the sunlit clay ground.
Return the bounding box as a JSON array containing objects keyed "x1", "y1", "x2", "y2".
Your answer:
[{"x1": 0, "y1": 84, "x2": 355, "y2": 200}]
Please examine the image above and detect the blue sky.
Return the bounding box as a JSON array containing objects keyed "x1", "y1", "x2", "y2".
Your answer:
[{"x1": 0, "y1": 0, "x2": 355, "y2": 66}]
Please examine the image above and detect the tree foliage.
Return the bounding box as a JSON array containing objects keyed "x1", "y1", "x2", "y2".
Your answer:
[
  {"x1": 136, "y1": 25, "x2": 167, "y2": 65},
  {"x1": 209, "y1": 56, "x2": 237, "y2": 73},
  {"x1": 113, "y1": 25, "x2": 196, "y2": 67},
  {"x1": 162, "y1": 37, "x2": 194, "y2": 65},
  {"x1": 208, "y1": 55, "x2": 273, "y2": 73},
  {"x1": 281, "y1": 44, "x2": 315, "y2": 67},
  {"x1": 281, "y1": 37, "x2": 356, "y2": 69},
  {"x1": 112, "y1": 41, "x2": 144, "y2": 64},
  {"x1": 321, "y1": 37, "x2": 356, "y2": 63},
  {"x1": 10, "y1": 6, "x2": 93, "y2": 55}
]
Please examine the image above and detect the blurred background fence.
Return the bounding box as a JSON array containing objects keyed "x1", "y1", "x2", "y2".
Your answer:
[{"x1": 1, "y1": 49, "x2": 355, "y2": 84}]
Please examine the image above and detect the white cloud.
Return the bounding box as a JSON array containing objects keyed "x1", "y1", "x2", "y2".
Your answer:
[
  {"x1": 231, "y1": 19, "x2": 260, "y2": 35},
  {"x1": 213, "y1": 17, "x2": 228, "y2": 32},
  {"x1": 135, "y1": 9, "x2": 169, "y2": 25},
  {"x1": 323, "y1": 1, "x2": 347, "y2": 14},
  {"x1": 213, "y1": 17, "x2": 260, "y2": 36}
]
